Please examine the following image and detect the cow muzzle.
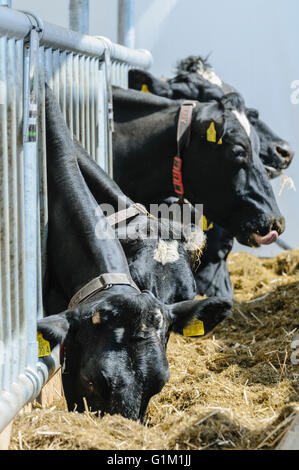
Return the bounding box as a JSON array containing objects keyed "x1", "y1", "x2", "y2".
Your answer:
[{"x1": 265, "y1": 142, "x2": 295, "y2": 178}]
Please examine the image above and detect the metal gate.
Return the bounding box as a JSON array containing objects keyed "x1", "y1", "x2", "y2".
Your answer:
[{"x1": 0, "y1": 4, "x2": 152, "y2": 432}]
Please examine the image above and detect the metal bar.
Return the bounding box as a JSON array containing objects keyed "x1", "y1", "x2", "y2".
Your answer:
[
  {"x1": 23, "y1": 24, "x2": 40, "y2": 369},
  {"x1": 0, "y1": 7, "x2": 153, "y2": 69},
  {"x1": 7, "y1": 38, "x2": 20, "y2": 384},
  {"x1": 0, "y1": 36, "x2": 12, "y2": 392},
  {"x1": 0, "y1": 346, "x2": 61, "y2": 432},
  {"x1": 69, "y1": 0, "x2": 89, "y2": 35},
  {"x1": 72, "y1": 53, "x2": 80, "y2": 140},
  {"x1": 15, "y1": 39, "x2": 25, "y2": 378},
  {"x1": 117, "y1": 0, "x2": 135, "y2": 48},
  {"x1": 79, "y1": 55, "x2": 86, "y2": 148}
]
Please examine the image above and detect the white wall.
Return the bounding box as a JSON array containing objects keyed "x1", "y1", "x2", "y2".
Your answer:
[{"x1": 11, "y1": 0, "x2": 299, "y2": 254}]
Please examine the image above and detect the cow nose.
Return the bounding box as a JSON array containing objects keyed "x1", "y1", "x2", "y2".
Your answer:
[
  {"x1": 271, "y1": 216, "x2": 285, "y2": 236},
  {"x1": 274, "y1": 142, "x2": 295, "y2": 167}
]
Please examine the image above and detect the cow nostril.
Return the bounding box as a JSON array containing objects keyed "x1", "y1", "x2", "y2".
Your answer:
[
  {"x1": 271, "y1": 217, "x2": 285, "y2": 236},
  {"x1": 275, "y1": 143, "x2": 295, "y2": 163}
]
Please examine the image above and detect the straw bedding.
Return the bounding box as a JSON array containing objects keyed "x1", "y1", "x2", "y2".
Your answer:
[{"x1": 9, "y1": 250, "x2": 299, "y2": 450}]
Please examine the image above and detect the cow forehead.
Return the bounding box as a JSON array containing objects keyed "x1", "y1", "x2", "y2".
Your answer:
[
  {"x1": 153, "y1": 240, "x2": 180, "y2": 265},
  {"x1": 199, "y1": 68, "x2": 223, "y2": 88},
  {"x1": 232, "y1": 109, "x2": 251, "y2": 137}
]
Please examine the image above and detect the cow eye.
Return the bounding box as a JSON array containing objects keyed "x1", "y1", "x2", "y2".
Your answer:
[
  {"x1": 233, "y1": 145, "x2": 248, "y2": 165},
  {"x1": 233, "y1": 145, "x2": 246, "y2": 158}
]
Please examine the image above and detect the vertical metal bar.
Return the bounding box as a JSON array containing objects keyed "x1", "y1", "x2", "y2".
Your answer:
[
  {"x1": 84, "y1": 56, "x2": 90, "y2": 154},
  {"x1": 59, "y1": 50, "x2": 67, "y2": 120},
  {"x1": 44, "y1": 48, "x2": 53, "y2": 91},
  {"x1": 52, "y1": 49, "x2": 60, "y2": 103},
  {"x1": 7, "y1": 38, "x2": 20, "y2": 383},
  {"x1": 66, "y1": 51, "x2": 73, "y2": 136},
  {"x1": 97, "y1": 62, "x2": 108, "y2": 170},
  {"x1": 15, "y1": 39, "x2": 25, "y2": 377},
  {"x1": 104, "y1": 49, "x2": 114, "y2": 178},
  {"x1": 79, "y1": 55, "x2": 85, "y2": 148},
  {"x1": 37, "y1": 47, "x2": 46, "y2": 321},
  {"x1": 23, "y1": 27, "x2": 40, "y2": 370},
  {"x1": 69, "y1": 0, "x2": 90, "y2": 35},
  {"x1": 0, "y1": 36, "x2": 12, "y2": 391},
  {"x1": 89, "y1": 57, "x2": 96, "y2": 160},
  {"x1": 73, "y1": 53, "x2": 80, "y2": 140},
  {"x1": 117, "y1": 0, "x2": 135, "y2": 49}
]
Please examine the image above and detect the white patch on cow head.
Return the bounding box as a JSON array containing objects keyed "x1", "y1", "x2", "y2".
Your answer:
[
  {"x1": 199, "y1": 69, "x2": 223, "y2": 88},
  {"x1": 114, "y1": 327, "x2": 125, "y2": 343},
  {"x1": 232, "y1": 110, "x2": 251, "y2": 137},
  {"x1": 153, "y1": 240, "x2": 180, "y2": 265}
]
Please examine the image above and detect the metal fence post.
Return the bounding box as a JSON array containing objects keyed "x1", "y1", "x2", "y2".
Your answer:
[
  {"x1": 118, "y1": 0, "x2": 135, "y2": 48},
  {"x1": 69, "y1": 0, "x2": 89, "y2": 35}
]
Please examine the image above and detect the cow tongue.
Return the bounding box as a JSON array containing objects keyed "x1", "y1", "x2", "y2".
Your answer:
[{"x1": 252, "y1": 230, "x2": 279, "y2": 245}]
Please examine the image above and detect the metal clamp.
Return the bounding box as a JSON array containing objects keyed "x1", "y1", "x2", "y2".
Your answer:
[{"x1": 17, "y1": 10, "x2": 44, "y2": 43}]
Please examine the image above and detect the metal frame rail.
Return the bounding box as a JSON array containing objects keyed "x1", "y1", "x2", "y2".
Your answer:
[{"x1": 0, "y1": 4, "x2": 152, "y2": 433}]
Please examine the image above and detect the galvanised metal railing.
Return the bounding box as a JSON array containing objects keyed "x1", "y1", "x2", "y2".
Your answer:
[{"x1": 0, "y1": 4, "x2": 152, "y2": 433}]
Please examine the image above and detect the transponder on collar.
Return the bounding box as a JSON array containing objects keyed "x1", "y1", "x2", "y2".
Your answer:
[{"x1": 68, "y1": 273, "x2": 141, "y2": 309}]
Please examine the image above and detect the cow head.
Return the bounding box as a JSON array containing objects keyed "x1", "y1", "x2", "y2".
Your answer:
[
  {"x1": 116, "y1": 214, "x2": 205, "y2": 304},
  {"x1": 246, "y1": 108, "x2": 294, "y2": 178},
  {"x1": 38, "y1": 290, "x2": 231, "y2": 422},
  {"x1": 182, "y1": 93, "x2": 285, "y2": 246}
]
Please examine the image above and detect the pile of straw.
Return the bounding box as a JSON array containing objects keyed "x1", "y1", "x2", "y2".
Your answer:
[{"x1": 10, "y1": 250, "x2": 299, "y2": 450}]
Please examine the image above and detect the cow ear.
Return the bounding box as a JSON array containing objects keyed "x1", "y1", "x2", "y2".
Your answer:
[
  {"x1": 168, "y1": 296, "x2": 232, "y2": 337},
  {"x1": 194, "y1": 102, "x2": 225, "y2": 144},
  {"x1": 128, "y1": 69, "x2": 172, "y2": 97},
  {"x1": 37, "y1": 309, "x2": 81, "y2": 350}
]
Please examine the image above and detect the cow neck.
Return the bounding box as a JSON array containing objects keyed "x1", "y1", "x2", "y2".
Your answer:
[
  {"x1": 45, "y1": 86, "x2": 133, "y2": 301},
  {"x1": 113, "y1": 89, "x2": 179, "y2": 204},
  {"x1": 75, "y1": 140, "x2": 133, "y2": 212}
]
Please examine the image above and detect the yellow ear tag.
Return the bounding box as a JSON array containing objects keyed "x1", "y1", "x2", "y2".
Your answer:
[
  {"x1": 141, "y1": 84, "x2": 150, "y2": 93},
  {"x1": 217, "y1": 138, "x2": 223, "y2": 145},
  {"x1": 198, "y1": 215, "x2": 208, "y2": 231},
  {"x1": 37, "y1": 332, "x2": 51, "y2": 358},
  {"x1": 206, "y1": 121, "x2": 217, "y2": 142},
  {"x1": 183, "y1": 319, "x2": 205, "y2": 337}
]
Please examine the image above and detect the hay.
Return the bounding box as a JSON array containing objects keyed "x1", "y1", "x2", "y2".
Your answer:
[{"x1": 10, "y1": 250, "x2": 299, "y2": 450}]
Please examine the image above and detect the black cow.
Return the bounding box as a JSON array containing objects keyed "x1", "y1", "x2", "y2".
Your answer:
[
  {"x1": 111, "y1": 86, "x2": 284, "y2": 250},
  {"x1": 128, "y1": 58, "x2": 294, "y2": 298},
  {"x1": 74, "y1": 139, "x2": 204, "y2": 304},
  {"x1": 38, "y1": 85, "x2": 232, "y2": 421}
]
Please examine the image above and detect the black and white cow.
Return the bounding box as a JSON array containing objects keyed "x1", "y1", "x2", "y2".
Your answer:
[
  {"x1": 74, "y1": 138, "x2": 204, "y2": 305},
  {"x1": 111, "y1": 86, "x2": 284, "y2": 249},
  {"x1": 38, "y1": 85, "x2": 231, "y2": 421},
  {"x1": 128, "y1": 57, "x2": 294, "y2": 298}
]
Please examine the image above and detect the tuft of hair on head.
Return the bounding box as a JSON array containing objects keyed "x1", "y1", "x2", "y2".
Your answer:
[
  {"x1": 176, "y1": 54, "x2": 212, "y2": 74},
  {"x1": 183, "y1": 225, "x2": 206, "y2": 271}
]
